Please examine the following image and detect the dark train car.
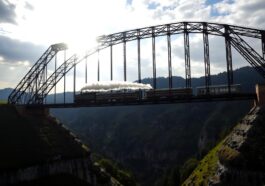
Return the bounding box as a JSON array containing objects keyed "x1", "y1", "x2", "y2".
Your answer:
[
  {"x1": 96, "y1": 90, "x2": 141, "y2": 102},
  {"x1": 74, "y1": 89, "x2": 143, "y2": 104},
  {"x1": 146, "y1": 88, "x2": 193, "y2": 100},
  {"x1": 196, "y1": 84, "x2": 241, "y2": 96},
  {"x1": 74, "y1": 92, "x2": 96, "y2": 104}
]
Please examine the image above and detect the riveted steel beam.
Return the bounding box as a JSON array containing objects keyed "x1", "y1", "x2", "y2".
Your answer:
[
  {"x1": 110, "y1": 45, "x2": 113, "y2": 81},
  {"x1": 184, "y1": 22, "x2": 191, "y2": 88},
  {"x1": 203, "y1": 23, "x2": 211, "y2": 94},
  {"x1": 225, "y1": 26, "x2": 233, "y2": 94},
  {"x1": 167, "y1": 25, "x2": 173, "y2": 89},
  {"x1": 152, "y1": 27, "x2": 156, "y2": 89},
  {"x1": 261, "y1": 31, "x2": 265, "y2": 59},
  {"x1": 137, "y1": 29, "x2": 141, "y2": 83}
]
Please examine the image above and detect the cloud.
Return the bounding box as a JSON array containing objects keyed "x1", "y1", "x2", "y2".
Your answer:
[
  {"x1": 0, "y1": 35, "x2": 46, "y2": 88},
  {"x1": 0, "y1": 35, "x2": 46, "y2": 64},
  {"x1": 213, "y1": 0, "x2": 265, "y2": 28},
  {"x1": 0, "y1": 60, "x2": 31, "y2": 89},
  {"x1": 24, "y1": 2, "x2": 34, "y2": 11},
  {"x1": 1, "y1": 0, "x2": 265, "y2": 89},
  {"x1": 0, "y1": 0, "x2": 16, "y2": 24}
]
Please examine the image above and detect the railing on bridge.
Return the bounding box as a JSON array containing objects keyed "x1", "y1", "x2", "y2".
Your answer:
[{"x1": 8, "y1": 22, "x2": 265, "y2": 106}]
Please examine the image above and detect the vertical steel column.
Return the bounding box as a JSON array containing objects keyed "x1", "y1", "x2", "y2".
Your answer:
[
  {"x1": 35, "y1": 72, "x2": 38, "y2": 103},
  {"x1": 85, "y1": 56, "x2": 87, "y2": 84},
  {"x1": 152, "y1": 27, "x2": 156, "y2": 89},
  {"x1": 54, "y1": 54, "x2": 57, "y2": 103},
  {"x1": 225, "y1": 26, "x2": 233, "y2": 94},
  {"x1": 45, "y1": 63, "x2": 47, "y2": 104},
  {"x1": 203, "y1": 23, "x2": 211, "y2": 94},
  {"x1": 110, "y1": 45, "x2": 113, "y2": 81},
  {"x1": 97, "y1": 50, "x2": 100, "y2": 81},
  {"x1": 64, "y1": 50, "x2": 66, "y2": 104},
  {"x1": 167, "y1": 25, "x2": 172, "y2": 89},
  {"x1": 73, "y1": 62, "x2": 76, "y2": 97},
  {"x1": 123, "y1": 33, "x2": 127, "y2": 82},
  {"x1": 41, "y1": 68, "x2": 45, "y2": 103},
  {"x1": 137, "y1": 29, "x2": 141, "y2": 83},
  {"x1": 261, "y1": 31, "x2": 265, "y2": 59},
  {"x1": 184, "y1": 23, "x2": 191, "y2": 88}
]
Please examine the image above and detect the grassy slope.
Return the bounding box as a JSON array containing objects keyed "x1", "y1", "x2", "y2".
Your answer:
[{"x1": 182, "y1": 141, "x2": 223, "y2": 186}]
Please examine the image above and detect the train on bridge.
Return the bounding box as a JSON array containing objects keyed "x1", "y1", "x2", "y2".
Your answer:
[{"x1": 74, "y1": 82, "x2": 241, "y2": 104}]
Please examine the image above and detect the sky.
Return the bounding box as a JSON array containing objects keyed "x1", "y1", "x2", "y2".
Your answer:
[{"x1": 0, "y1": 0, "x2": 265, "y2": 90}]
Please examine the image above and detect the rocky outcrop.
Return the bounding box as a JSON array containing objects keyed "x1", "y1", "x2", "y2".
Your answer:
[
  {"x1": 210, "y1": 106, "x2": 265, "y2": 186},
  {"x1": 183, "y1": 105, "x2": 265, "y2": 186}
]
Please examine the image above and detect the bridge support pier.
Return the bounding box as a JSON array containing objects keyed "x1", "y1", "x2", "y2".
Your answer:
[
  {"x1": 123, "y1": 41, "x2": 127, "y2": 81},
  {"x1": 167, "y1": 27, "x2": 172, "y2": 89},
  {"x1": 262, "y1": 31, "x2": 265, "y2": 59},
  {"x1": 137, "y1": 33, "x2": 141, "y2": 83},
  {"x1": 184, "y1": 23, "x2": 191, "y2": 88},
  {"x1": 255, "y1": 84, "x2": 265, "y2": 106},
  {"x1": 85, "y1": 57, "x2": 88, "y2": 84},
  {"x1": 97, "y1": 50, "x2": 100, "y2": 81},
  {"x1": 203, "y1": 23, "x2": 211, "y2": 94},
  {"x1": 64, "y1": 50, "x2": 66, "y2": 104},
  {"x1": 54, "y1": 54, "x2": 57, "y2": 104},
  {"x1": 110, "y1": 45, "x2": 113, "y2": 81},
  {"x1": 74, "y1": 62, "x2": 76, "y2": 96},
  {"x1": 152, "y1": 27, "x2": 156, "y2": 89},
  {"x1": 225, "y1": 26, "x2": 233, "y2": 94}
]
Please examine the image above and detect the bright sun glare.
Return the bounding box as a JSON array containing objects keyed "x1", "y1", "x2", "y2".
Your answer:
[{"x1": 13, "y1": 0, "x2": 110, "y2": 55}]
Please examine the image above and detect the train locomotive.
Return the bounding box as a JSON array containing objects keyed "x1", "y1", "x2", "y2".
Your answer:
[{"x1": 75, "y1": 81, "x2": 151, "y2": 104}]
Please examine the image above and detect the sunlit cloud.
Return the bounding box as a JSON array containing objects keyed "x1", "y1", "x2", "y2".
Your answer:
[{"x1": 9, "y1": 66, "x2": 15, "y2": 70}]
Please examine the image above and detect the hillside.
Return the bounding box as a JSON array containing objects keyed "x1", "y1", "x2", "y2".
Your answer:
[
  {"x1": 183, "y1": 105, "x2": 265, "y2": 186},
  {"x1": 0, "y1": 105, "x2": 128, "y2": 185},
  {"x1": 0, "y1": 105, "x2": 89, "y2": 170}
]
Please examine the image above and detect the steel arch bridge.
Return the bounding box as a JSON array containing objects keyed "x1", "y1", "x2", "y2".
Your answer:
[{"x1": 8, "y1": 21, "x2": 265, "y2": 107}]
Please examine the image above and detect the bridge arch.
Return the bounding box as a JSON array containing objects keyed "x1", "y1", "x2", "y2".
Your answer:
[{"x1": 8, "y1": 22, "x2": 265, "y2": 105}]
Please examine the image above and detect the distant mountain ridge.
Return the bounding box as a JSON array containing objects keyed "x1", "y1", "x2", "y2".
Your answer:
[
  {"x1": 0, "y1": 88, "x2": 12, "y2": 100},
  {"x1": 141, "y1": 66, "x2": 264, "y2": 92}
]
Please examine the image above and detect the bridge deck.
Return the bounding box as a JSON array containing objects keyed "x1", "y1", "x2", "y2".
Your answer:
[{"x1": 26, "y1": 94, "x2": 256, "y2": 108}]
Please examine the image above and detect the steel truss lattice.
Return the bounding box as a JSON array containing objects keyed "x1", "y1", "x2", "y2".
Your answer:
[
  {"x1": 8, "y1": 22, "x2": 265, "y2": 105},
  {"x1": 8, "y1": 43, "x2": 67, "y2": 104}
]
